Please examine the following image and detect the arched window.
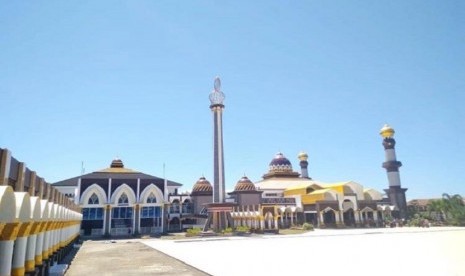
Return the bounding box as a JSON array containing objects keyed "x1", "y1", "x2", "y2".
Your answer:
[
  {"x1": 118, "y1": 193, "x2": 129, "y2": 204},
  {"x1": 88, "y1": 193, "x2": 99, "y2": 205},
  {"x1": 147, "y1": 192, "x2": 157, "y2": 203}
]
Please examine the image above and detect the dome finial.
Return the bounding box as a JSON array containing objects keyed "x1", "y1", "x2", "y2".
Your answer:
[
  {"x1": 380, "y1": 124, "x2": 395, "y2": 138},
  {"x1": 214, "y1": 76, "x2": 221, "y2": 92},
  {"x1": 298, "y1": 151, "x2": 308, "y2": 161},
  {"x1": 209, "y1": 76, "x2": 225, "y2": 105}
]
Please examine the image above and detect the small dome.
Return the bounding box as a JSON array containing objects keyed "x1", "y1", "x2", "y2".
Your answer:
[
  {"x1": 192, "y1": 176, "x2": 213, "y2": 193},
  {"x1": 110, "y1": 159, "x2": 124, "y2": 168},
  {"x1": 380, "y1": 124, "x2": 395, "y2": 138},
  {"x1": 234, "y1": 176, "x2": 256, "y2": 192},
  {"x1": 269, "y1": 152, "x2": 293, "y2": 172},
  {"x1": 298, "y1": 151, "x2": 308, "y2": 161}
]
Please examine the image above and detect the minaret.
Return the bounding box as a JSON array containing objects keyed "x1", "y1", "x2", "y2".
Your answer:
[
  {"x1": 298, "y1": 151, "x2": 311, "y2": 179},
  {"x1": 380, "y1": 124, "x2": 408, "y2": 219},
  {"x1": 209, "y1": 77, "x2": 226, "y2": 203}
]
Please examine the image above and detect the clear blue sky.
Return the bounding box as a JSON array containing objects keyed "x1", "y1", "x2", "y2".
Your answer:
[{"x1": 1, "y1": 1, "x2": 464, "y2": 200}]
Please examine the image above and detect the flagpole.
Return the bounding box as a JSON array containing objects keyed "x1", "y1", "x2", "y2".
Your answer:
[{"x1": 163, "y1": 163, "x2": 168, "y2": 202}]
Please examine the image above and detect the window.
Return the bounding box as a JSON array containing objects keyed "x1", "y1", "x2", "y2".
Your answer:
[
  {"x1": 118, "y1": 193, "x2": 129, "y2": 205},
  {"x1": 82, "y1": 208, "x2": 104, "y2": 220},
  {"x1": 88, "y1": 193, "x2": 99, "y2": 205},
  {"x1": 112, "y1": 207, "x2": 133, "y2": 219},
  {"x1": 147, "y1": 192, "x2": 157, "y2": 203},
  {"x1": 141, "y1": 206, "x2": 161, "y2": 218}
]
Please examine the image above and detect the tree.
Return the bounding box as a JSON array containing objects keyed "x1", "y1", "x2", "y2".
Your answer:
[{"x1": 441, "y1": 193, "x2": 465, "y2": 226}]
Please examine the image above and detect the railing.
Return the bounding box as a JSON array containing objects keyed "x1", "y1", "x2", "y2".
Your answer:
[{"x1": 261, "y1": 197, "x2": 296, "y2": 204}]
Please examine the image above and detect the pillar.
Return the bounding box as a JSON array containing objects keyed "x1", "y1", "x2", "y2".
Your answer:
[
  {"x1": 11, "y1": 222, "x2": 32, "y2": 276},
  {"x1": 25, "y1": 222, "x2": 41, "y2": 274},
  {"x1": 319, "y1": 211, "x2": 325, "y2": 227},
  {"x1": 0, "y1": 222, "x2": 20, "y2": 276}
]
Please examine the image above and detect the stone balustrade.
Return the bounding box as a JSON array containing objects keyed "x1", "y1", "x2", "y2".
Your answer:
[{"x1": 0, "y1": 148, "x2": 82, "y2": 276}]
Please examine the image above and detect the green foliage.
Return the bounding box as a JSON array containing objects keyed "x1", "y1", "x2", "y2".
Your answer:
[
  {"x1": 235, "y1": 225, "x2": 250, "y2": 233},
  {"x1": 186, "y1": 227, "x2": 202, "y2": 237},
  {"x1": 222, "y1": 227, "x2": 233, "y2": 234},
  {"x1": 302, "y1": 223, "x2": 314, "y2": 231},
  {"x1": 426, "y1": 193, "x2": 465, "y2": 226}
]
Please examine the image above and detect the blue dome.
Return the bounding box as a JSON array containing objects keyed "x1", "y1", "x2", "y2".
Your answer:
[{"x1": 269, "y1": 152, "x2": 293, "y2": 172}]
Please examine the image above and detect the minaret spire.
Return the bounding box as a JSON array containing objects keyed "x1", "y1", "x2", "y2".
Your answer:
[{"x1": 380, "y1": 124, "x2": 408, "y2": 219}]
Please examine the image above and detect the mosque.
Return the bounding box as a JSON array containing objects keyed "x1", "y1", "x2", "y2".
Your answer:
[{"x1": 50, "y1": 78, "x2": 408, "y2": 237}]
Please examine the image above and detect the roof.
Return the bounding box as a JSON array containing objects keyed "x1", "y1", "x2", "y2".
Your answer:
[
  {"x1": 52, "y1": 170, "x2": 183, "y2": 187},
  {"x1": 255, "y1": 177, "x2": 321, "y2": 190}
]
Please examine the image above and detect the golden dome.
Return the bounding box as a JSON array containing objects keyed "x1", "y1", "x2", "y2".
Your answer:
[
  {"x1": 192, "y1": 176, "x2": 213, "y2": 193},
  {"x1": 234, "y1": 176, "x2": 256, "y2": 192},
  {"x1": 298, "y1": 151, "x2": 308, "y2": 161},
  {"x1": 380, "y1": 124, "x2": 395, "y2": 138}
]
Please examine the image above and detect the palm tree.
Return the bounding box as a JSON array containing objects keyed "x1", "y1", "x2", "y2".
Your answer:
[
  {"x1": 441, "y1": 193, "x2": 465, "y2": 226},
  {"x1": 428, "y1": 199, "x2": 446, "y2": 221}
]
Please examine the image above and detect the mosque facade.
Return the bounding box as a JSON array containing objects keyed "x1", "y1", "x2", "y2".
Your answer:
[{"x1": 53, "y1": 159, "x2": 183, "y2": 237}]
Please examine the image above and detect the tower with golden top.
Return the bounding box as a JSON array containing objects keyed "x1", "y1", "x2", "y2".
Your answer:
[{"x1": 380, "y1": 124, "x2": 408, "y2": 219}]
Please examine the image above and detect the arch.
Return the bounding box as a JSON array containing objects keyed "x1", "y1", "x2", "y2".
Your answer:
[
  {"x1": 361, "y1": 206, "x2": 374, "y2": 212},
  {"x1": 363, "y1": 189, "x2": 383, "y2": 201},
  {"x1": 14, "y1": 192, "x2": 31, "y2": 222},
  {"x1": 0, "y1": 186, "x2": 16, "y2": 222},
  {"x1": 344, "y1": 181, "x2": 364, "y2": 198},
  {"x1": 88, "y1": 193, "x2": 99, "y2": 204},
  {"x1": 110, "y1": 184, "x2": 136, "y2": 205},
  {"x1": 183, "y1": 198, "x2": 191, "y2": 203},
  {"x1": 139, "y1": 184, "x2": 164, "y2": 204},
  {"x1": 323, "y1": 190, "x2": 338, "y2": 201},
  {"x1": 342, "y1": 199, "x2": 355, "y2": 212},
  {"x1": 323, "y1": 209, "x2": 336, "y2": 225},
  {"x1": 118, "y1": 193, "x2": 129, "y2": 204},
  {"x1": 343, "y1": 185, "x2": 355, "y2": 195},
  {"x1": 80, "y1": 184, "x2": 107, "y2": 206}
]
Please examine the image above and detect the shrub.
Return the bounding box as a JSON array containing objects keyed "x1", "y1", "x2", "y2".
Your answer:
[
  {"x1": 186, "y1": 227, "x2": 202, "y2": 237},
  {"x1": 302, "y1": 223, "x2": 314, "y2": 231},
  {"x1": 235, "y1": 225, "x2": 250, "y2": 233},
  {"x1": 222, "y1": 227, "x2": 233, "y2": 234}
]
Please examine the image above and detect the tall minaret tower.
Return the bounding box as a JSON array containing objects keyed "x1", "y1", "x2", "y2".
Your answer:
[
  {"x1": 380, "y1": 124, "x2": 408, "y2": 219},
  {"x1": 209, "y1": 77, "x2": 226, "y2": 203},
  {"x1": 298, "y1": 151, "x2": 311, "y2": 179}
]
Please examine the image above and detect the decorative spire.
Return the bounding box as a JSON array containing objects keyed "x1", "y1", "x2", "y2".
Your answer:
[{"x1": 209, "y1": 76, "x2": 225, "y2": 106}]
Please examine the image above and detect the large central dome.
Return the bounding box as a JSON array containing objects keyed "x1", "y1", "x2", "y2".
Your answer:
[
  {"x1": 263, "y1": 152, "x2": 300, "y2": 179},
  {"x1": 269, "y1": 152, "x2": 293, "y2": 172}
]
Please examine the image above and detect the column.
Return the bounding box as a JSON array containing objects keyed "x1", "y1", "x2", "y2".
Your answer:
[
  {"x1": 373, "y1": 212, "x2": 379, "y2": 227},
  {"x1": 319, "y1": 211, "x2": 325, "y2": 227},
  {"x1": 134, "y1": 204, "x2": 140, "y2": 235},
  {"x1": 105, "y1": 205, "x2": 111, "y2": 236},
  {"x1": 355, "y1": 210, "x2": 361, "y2": 227},
  {"x1": 11, "y1": 222, "x2": 32, "y2": 276},
  {"x1": 25, "y1": 222, "x2": 41, "y2": 274},
  {"x1": 0, "y1": 222, "x2": 20, "y2": 276}
]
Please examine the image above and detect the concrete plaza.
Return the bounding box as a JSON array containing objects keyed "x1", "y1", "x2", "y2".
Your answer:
[{"x1": 141, "y1": 227, "x2": 465, "y2": 276}]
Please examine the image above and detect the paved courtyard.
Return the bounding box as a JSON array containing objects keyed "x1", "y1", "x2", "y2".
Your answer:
[
  {"x1": 141, "y1": 227, "x2": 465, "y2": 276},
  {"x1": 66, "y1": 227, "x2": 465, "y2": 276}
]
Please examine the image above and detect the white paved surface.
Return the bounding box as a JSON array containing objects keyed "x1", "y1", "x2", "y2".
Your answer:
[{"x1": 142, "y1": 227, "x2": 465, "y2": 276}]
